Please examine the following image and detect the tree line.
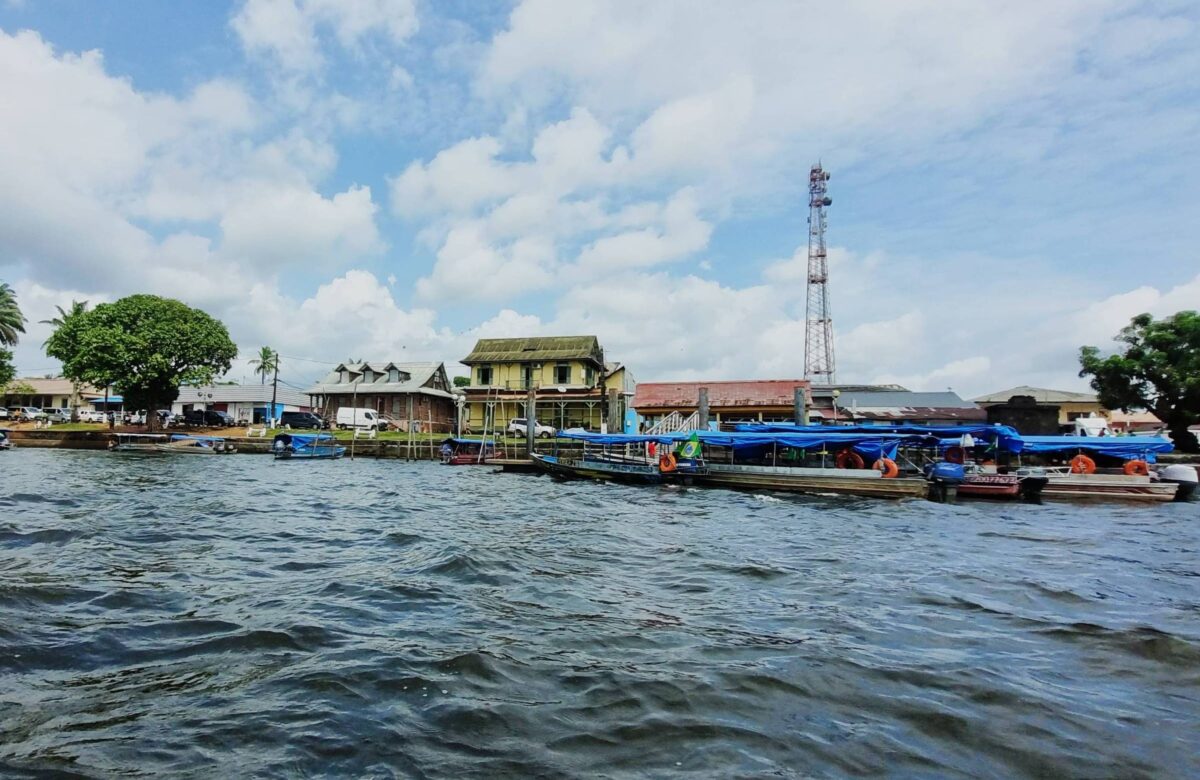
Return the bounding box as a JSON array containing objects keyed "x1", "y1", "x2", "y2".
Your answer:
[{"x1": 1, "y1": 280, "x2": 1198, "y2": 450}]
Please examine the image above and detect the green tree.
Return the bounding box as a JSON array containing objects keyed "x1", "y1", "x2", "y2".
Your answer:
[
  {"x1": 1079, "y1": 310, "x2": 1200, "y2": 453},
  {"x1": 0, "y1": 348, "x2": 15, "y2": 388},
  {"x1": 249, "y1": 346, "x2": 279, "y2": 385},
  {"x1": 0, "y1": 281, "x2": 26, "y2": 346},
  {"x1": 453, "y1": 375, "x2": 470, "y2": 388},
  {"x1": 46, "y1": 295, "x2": 238, "y2": 431},
  {"x1": 40, "y1": 300, "x2": 90, "y2": 421}
]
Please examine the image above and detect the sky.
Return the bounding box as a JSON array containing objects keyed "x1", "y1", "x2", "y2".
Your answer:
[{"x1": 1, "y1": 0, "x2": 1198, "y2": 397}]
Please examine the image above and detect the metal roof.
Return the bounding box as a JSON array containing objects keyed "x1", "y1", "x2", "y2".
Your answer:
[
  {"x1": 305, "y1": 361, "x2": 455, "y2": 400},
  {"x1": 176, "y1": 385, "x2": 311, "y2": 406},
  {"x1": 633, "y1": 380, "x2": 811, "y2": 409},
  {"x1": 973, "y1": 385, "x2": 1099, "y2": 404},
  {"x1": 835, "y1": 390, "x2": 984, "y2": 422},
  {"x1": 462, "y1": 336, "x2": 604, "y2": 365},
  {"x1": 2, "y1": 378, "x2": 103, "y2": 397}
]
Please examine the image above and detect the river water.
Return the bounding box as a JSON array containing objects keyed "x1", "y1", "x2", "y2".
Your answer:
[{"x1": 1, "y1": 449, "x2": 1197, "y2": 778}]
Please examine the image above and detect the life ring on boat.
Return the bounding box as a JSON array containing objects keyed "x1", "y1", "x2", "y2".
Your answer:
[
  {"x1": 659, "y1": 453, "x2": 677, "y2": 473},
  {"x1": 944, "y1": 446, "x2": 965, "y2": 464},
  {"x1": 835, "y1": 448, "x2": 864, "y2": 469},
  {"x1": 873, "y1": 458, "x2": 899, "y2": 478},
  {"x1": 1070, "y1": 454, "x2": 1097, "y2": 474},
  {"x1": 1123, "y1": 459, "x2": 1150, "y2": 476}
]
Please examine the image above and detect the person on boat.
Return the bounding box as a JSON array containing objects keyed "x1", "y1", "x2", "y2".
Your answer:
[{"x1": 440, "y1": 440, "x2": 453, "y2": 463}]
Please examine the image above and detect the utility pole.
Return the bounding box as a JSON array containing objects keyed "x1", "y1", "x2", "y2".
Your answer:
[
  {"x1": 526, "y1": 384, "x2": 537, "y2": 457},
  {"x1": 269, "y1": 351, "x2": 280, "y2": 429}
]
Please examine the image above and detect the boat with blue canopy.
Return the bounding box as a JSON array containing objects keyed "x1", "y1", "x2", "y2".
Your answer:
[
  {"x1": 272, "y1": 432, "x2": 345, "y2": 460},
  {"x1": 440, "y1": 437, "x2": 497, "y2": 465},
  {"x1": 685, "y1": 430, "x2": 928, "y2": 499},
  {"x1": 531, "y1": 431, "x2": 705, "y2": 484},
  {"x1": 1010, "y1": 435, "x2": 1192, "y2": 501}
]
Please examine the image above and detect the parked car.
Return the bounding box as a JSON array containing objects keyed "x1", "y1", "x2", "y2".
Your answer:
[
  {"x1": 78, "y1": 409, "x2": 106, "y2": 423},
  {"x1": 506, "y1": 418, "x2": 557, "y2": 438},
  {"x1": 0, "y1": 407, "x2": 8, "y2": 419},
  {"x1": 278, "y1": 411, "x2": 327, "y2": 429},
  {"x1": 335, "y1": 407, "x2": 382, "y2": 431},
  {"x1": 156, "y1": 409, "x2": 176, "y2": 426},
  {"x1": 43, "y1": 408, "x2": 73, "y2": 423},
  {"x1": 13, "y1": 407, "x2": 47, "y2": 422},
  {"x1": 182, "y1": 409, "x2": 235, "y2": 427}
]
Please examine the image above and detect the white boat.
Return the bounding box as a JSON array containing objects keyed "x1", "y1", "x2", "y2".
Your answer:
[{"x1": 109, "y1": 433, "x2": 235, "y2": 454}]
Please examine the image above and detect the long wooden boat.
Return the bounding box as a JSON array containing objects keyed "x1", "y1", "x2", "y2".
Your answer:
[
  {"x1": 109, "y1": 433, "x2": 169, "y2": 453},
  {"x1": 152, "y1": 434, "x2": 235, "y2": 454},
  {"x1": 1031, "y1": 469, "x2": 1179, "y2": 502},
  {"x1": 955, "y1": 472, "x2": 1047, "y2": 502},
  {"x1": 698, "y1": 462, "x2": 928, "y2": 499},
  {"x1": 530, "y1": 453, "x2": 702, "y2": 485},
  {"x1": 272, "y1": 433, "x2": 345, "y2": 460}
]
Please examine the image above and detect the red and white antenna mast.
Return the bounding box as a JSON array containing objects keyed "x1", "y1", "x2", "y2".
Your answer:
[{"x1": 803, "y1": 163, "x2": 836, "y2": 385}]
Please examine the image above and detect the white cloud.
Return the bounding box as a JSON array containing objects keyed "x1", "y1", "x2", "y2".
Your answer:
[{"x1": 232, "y1": 0, "x2": 418, "y2": 72}]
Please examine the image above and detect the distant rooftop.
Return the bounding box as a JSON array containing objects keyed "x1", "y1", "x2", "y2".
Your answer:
[
  {"x1": 973, "y1": 386, "x2": 1099, "y2": 404},
  {"x1": 633, "y1": 380, "x2": 810, "y2": 409},
  {"x1": 463, "y1": 336, "x2": 603, "y2": 365}
]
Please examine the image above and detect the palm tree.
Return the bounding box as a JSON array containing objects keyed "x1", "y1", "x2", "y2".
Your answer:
[
  {"x1": 40, "y1": 300, "x2": 89, "y2": 346},
  {"x1": 249, "y1": 346, "x2": 279, "y2": 384},
  {"x1": 40, "y1": 299, "x2": 89, "y2": 421},
  {"x1": 0, "y1": 282, "x2": 26, "y2": 347}
]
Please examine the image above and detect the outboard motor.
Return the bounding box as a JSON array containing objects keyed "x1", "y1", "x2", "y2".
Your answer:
[
  {"x1": 925, "y1": 461, "x2": 965, "y2": 503},
  {"x1": 1158, "y1": 464, "x2": 1199, "y2": 501},
  {"x1": 272, "y1": 433, "x2": 292, "y2": 456}
]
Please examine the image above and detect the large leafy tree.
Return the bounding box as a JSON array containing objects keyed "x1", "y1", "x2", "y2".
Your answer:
[
  {"x1": 46, "y1": 295, "x2": 238, "y2": 431},
  {"x1": 0, "y1": 281, "x2": 26, "y2": 346},
  {"x1": 1079, "y1": 310, "x2": 1200, "y2": 453},
  {"x1": 249, "y1": 346, "x2": 279, "y2": 384},
  {"x1": 0, "y1": 348, "x2": 15, "y2": 388},
  {"x1": 40, "y1": 300, "x2": 90, "y2": 421}
]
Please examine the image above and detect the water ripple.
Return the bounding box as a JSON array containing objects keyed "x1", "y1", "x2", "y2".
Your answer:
[{"x1": 0, "y1": 449, "x2": 1197, "y2": 777}]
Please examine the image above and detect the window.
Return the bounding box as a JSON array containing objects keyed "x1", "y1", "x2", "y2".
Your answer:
[
  {"x1": 522, "y1": 364, "x2": 534, "y2": 388},
  {"x1": 477, "y1": 366, "x2": 493, "y2": 386},
  {"x1": 555, "y1": 363, "x2": 571, "y2": 384},
  {"x1": 584, "y1": 366, "x2": 595, "y2": 385},
  {"x1": 388, "y1": 368, "x2": 399, "y2": 383}
]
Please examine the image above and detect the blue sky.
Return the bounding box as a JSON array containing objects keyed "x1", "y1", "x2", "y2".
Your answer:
[{"x1": 1, "y1": 0, "x2": 1198, "y2": 395}]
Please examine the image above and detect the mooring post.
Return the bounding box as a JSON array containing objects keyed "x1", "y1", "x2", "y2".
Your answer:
[
  {"x1": 794, "y1": 387, "x2": 807, "y2": 425},
  {"x1": 607, "y1": 387, "x2": 621, "y2": 434},
  {"x1": 697, "y1": 387, "x2": 709, "y2": 430},
  {"x1": 526, "y1": 385, "x2": 537, "y2": 457}
]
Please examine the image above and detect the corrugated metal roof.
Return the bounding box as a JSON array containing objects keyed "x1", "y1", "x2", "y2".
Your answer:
[
  {"x1": 633, "y1": 380, "x2": 811, "y2": 409},
  {"x1": 176, "y1": 385, "x2": 310, "y2": 406},
  {"x1": 973, "y1": 385, "x2": 1099, "y2": 404},
  {"x1": 305, "y1": 361, "x2": 454, "y2": 399},
  {"x1": 838, "y1": 391, "x2": 977, "y2": 409},
  {"x1": 463, "y1": 336, "x2": 603, "y2": 364},
  {"x1": 3, "y1": 378, "x2": 103, "y2": 397}
]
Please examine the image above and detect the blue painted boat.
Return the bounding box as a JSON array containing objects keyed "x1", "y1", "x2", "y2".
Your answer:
[
  {"x1": 533, "y1": 432, "x2": 704, "y2": 484},
  {"x1": 272, "y1": 433, "x2": 345, "y2": 460}
]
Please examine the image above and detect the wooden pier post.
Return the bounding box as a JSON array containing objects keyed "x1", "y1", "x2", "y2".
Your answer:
[
  {"x1": 526, "y1": 385, "x2": 537, "y2": 456},
  {"x1": 607, "y1": 387, "x2": 621, "y2": 434},
  {"x1": 697, "y1": 387, "x2": 709, "y2": 430},
  {"x1": 794, "y1": 387, "x2": 807, "y2": 425}
]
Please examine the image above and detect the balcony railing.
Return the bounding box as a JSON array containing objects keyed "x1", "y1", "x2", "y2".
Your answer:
[{"x1": 467, "y1": 380, "x2": 598, "y2": 391}]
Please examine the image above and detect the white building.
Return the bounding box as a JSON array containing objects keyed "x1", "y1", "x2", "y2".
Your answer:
[{"x1": 173, "y1": 385, "x2": 312, "y2": 424}]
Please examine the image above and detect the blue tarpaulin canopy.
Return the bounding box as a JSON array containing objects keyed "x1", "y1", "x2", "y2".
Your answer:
[
  {"x1": 736, "y1": 423, "x2": 1025, "y2": 452},
  {"x1": 560, "y1": 431, "x2": 684, "y2": 446},
  {"x1": 561, "y1": 430, "x2": 904, "y2": 460},
  {"x1": 442, "y1": 438, "x2": 494, "y2": 446},
  {"x1": 1016, "y1": 435, "x2": 1173, "y2": 461}
]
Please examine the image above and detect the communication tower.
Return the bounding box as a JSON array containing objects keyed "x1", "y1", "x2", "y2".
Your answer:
[{"x1": 803, "y1": 163, "x2": 836, "y2": 384}]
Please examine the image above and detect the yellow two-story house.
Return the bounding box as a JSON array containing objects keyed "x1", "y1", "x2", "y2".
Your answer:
[{"x1": 459, "y1": 336, "x2": 632, "y2": 434}]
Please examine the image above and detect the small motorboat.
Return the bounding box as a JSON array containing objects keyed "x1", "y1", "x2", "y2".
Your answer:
[
  {"x1": 0, "y1": 428, "x2": 12, "y2": 451},
  {"x1": 925, "y1": 462, "x2": 1048, "y2": 503},
  {"x1": 109, "y1": 433, "x2": 170, "y2": 453},
  {"x1": 272, "y1": 432, "x2": 345, "y2": 460},
  {"x1": 153, "y1": 434, "x2": 236, "y2": 454},
  {"x1": 439, "y1": 437, "x2": 497, "y2": 465}
]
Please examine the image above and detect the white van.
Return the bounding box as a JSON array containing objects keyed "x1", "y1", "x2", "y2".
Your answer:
[{"x1": 336, "y1": 407, "x2": 382, "y2": 430}]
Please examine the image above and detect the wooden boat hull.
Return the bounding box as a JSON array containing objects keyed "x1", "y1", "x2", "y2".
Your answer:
[
  {"x1": 443, "y1": 453, "x2": 495, "y2": 465},
  {"x1": 531, "y1": 453, "x2": 675, "y2": 484},
  {"x1": 956, "y1": 474, "x2": 1047, "y2": 502},
  {"x1": 274, "y1": 447, "x2": 345, "y2": 460},
  {"x1": 698, "y1": 464, "x2": 927, "y2": 499},
  {"x1": 1041, "y1": 474, "x2": 1177, "y2": 502}
]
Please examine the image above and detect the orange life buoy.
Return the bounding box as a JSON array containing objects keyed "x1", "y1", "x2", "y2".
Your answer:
[
  {"x1": 873, "y1": 457, "x2": 899, "y2": 478},
  {"x1": 659, "y1": 453, "x2": 677, "y2": 473},
  {"x1": 835, "y1": 448, "x2": 865, "y2": 469},
  {"x1": 1070, "y1": 454, "x2": 1097, "y2": 474},
  {"x1": 944, "y1": 446, "x2": 965, "y2": 464},
  {"x1": 1123, "y1": 459, "x2": 1149, "y2": 476}
]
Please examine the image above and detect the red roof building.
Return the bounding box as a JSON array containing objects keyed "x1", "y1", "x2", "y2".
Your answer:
[{"x1": 632, "y1": 380, "x2": 812, "y2": 425}]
